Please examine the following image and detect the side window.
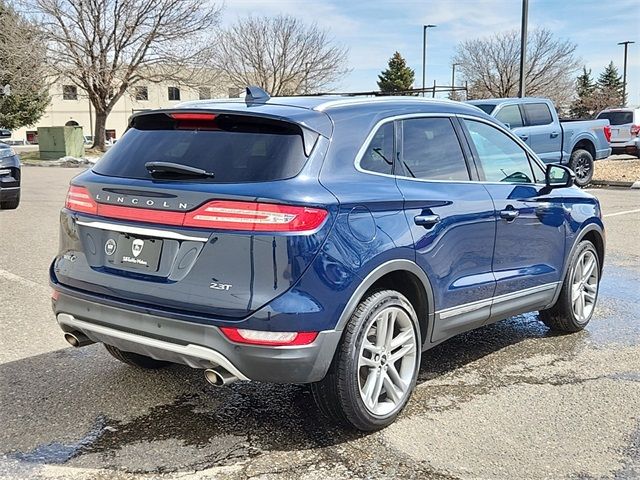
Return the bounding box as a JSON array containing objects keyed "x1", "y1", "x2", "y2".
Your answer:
[
  {"x1": 523, "y1": 103, "x2": 553, "y2": 126},
  {"x1": 359, "y1": 122, "x2": 394, "y2": 175},
  {"x1": 495, "y1": 105, "x2": 524, "y2": 128},
  {"x1": 399, "y1": 117, "x2": 469, "y2": 181},
  {"x1": 529, "y1": 157, "x2": 546, "y2": 183},
  {"x1": 463, "y1": 119, "x2": 534, "y2": 184}
]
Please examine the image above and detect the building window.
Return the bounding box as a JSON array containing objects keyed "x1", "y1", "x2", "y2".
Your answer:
[
  {"x1": 168, "y1": 86, "x2": 181, "y2": 101},
  {"x1": 199, "y1": 86, "x2": 211, "y2": 100},
  {"x1": 63, "y1": 85, "x2": 78, "y2": 100},
  {"x1": 134, "y1": 86, "x2": 148, "y2": 101},
  {"x1": 228, "y1": 87, "x2": 241, "y2": 98}
]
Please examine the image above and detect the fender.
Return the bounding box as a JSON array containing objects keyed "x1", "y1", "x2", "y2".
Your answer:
[
  {"x1": 334, "y1": 259, "x2": 435, "y2": 348},
  {"x1": 546, "y1": 222, "x2": 605, "y2": 308}
]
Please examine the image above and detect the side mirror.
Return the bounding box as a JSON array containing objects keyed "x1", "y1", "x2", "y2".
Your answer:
[
  {"x1": 545, "y1": 164, "x2": 575, "y2": 189},
  {"x1": 503, "y1": 122, "x2": 511, "y2": 129}
]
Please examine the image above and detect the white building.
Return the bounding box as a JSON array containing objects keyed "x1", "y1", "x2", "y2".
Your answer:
[{"x1": 11, "y1": 80, "x2": 239, "y2": 144}]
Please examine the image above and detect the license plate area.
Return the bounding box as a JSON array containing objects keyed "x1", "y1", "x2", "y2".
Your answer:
[{"x1": 106, "y1": 234, "x2": 163, "y2": 272}]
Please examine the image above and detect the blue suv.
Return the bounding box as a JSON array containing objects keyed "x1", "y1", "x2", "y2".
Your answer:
[{"x1": 51, "y1": 89, "x2": 605, "y2": 431}]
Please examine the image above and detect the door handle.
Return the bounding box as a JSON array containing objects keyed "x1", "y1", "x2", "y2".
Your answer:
[
  {"x1": 518, "y1": 135, "x2": 529, "y2": 141},
  {"x1": 414, "y1": 214, "x2": 440, "y2": 228},
  {"x1": 550, "y1": 131, "x2": 560, "y2": 138},
  {"x1": 499, "y1": 209, "x2": 519, "y2": 221}
]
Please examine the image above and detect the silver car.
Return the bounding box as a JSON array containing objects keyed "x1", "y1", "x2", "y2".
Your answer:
[{"x1": 596, "y1": 108, "x2": 640, "y2": 157}]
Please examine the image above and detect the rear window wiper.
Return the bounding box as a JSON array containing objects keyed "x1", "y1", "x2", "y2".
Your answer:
[{"x1": 144, "y1": 162, "x2": 214, "y2": 178}]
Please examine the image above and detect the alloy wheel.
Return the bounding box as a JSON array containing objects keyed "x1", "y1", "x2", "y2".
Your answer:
[
  {"x1": 571, "y1": 249, "x2": 599, "y2": 322},
  {"x1": 357, "y1": 306, "x2": 418, "y2": 417}
]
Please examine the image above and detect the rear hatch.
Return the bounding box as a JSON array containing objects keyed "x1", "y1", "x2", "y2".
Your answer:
[
  {"x1": 53, "y1": 110, "x2": 336, "y2": 320},
  {"x1": 597, "y1": 110, "x2": 634, "y2": 143}
]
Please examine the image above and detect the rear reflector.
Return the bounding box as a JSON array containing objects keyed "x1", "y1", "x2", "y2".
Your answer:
[
  {"x1": 183, "y1": 200, "x2": 328, "y2": 232},
  {"x1": 219, "y1": 327, "x2": 318, "y2": 346},
  {"x1": 65, "y1": 186, "x2": 98, "y2": 214},
  {"x1": 64, "y1": 189, "x2": 328, "y2": 233}
]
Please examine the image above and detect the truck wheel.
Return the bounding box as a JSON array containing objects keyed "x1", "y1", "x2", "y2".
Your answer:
[
  {"x1": 104, "y1": 344, "x2": 171, "y2": 369},
  {"x1": 569, "y1": 149, "x2": 594, "y2": 187},
  {"x1": 0, "y1": 192, "x2": 20, "y2": 209},
  {"x1": 539, "y1": 240, "x2": 600, "y2": 332},
  {"x1": 311, "y1": 290, "x2": 421, "y2": 431}
]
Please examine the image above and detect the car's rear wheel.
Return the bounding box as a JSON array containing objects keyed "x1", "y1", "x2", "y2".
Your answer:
[
  {"x1": 104, "y1": 344, "x2": 171, "y2": 369},
  {"x1": 539, "y1": 240, "x2": 600, "y2": 332},
  {"x1": 569, "y1": 149, "x2": 594, "y2": 187},
  {"x1": 311, "y1": 290, "x2": 421, "y2": 431},
  {"x1": 1, "y1": 191, "x2": 20, "y2": 210}
]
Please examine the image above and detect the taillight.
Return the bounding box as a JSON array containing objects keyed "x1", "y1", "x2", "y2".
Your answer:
[
  {"x1": 631, "y1": 124, "x2": 640, "y2": 136},
  {"x1": 65, "y1": 185, "x2": 97, "y2": 214},
  {"x1": 219, "y1": 327, "x2": 318, "y2": 346},
  {"x1": 604, "y1": 125, "x2": 612, "y2": 142},
  {"x1": 170, "y1": 112, "x2": 218, "y2": 130},
  {"x1": 183, "y1": 200, "x2": 328, "y2": 232}
]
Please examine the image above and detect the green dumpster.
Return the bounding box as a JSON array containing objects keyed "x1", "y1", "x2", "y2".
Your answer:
[{"x1": 37, "y1": 126, "x2": 85, "y2": 160}]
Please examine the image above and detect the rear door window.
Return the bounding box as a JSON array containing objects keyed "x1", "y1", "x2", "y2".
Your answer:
[
  {"x1": 92, "y1": 113, "x2": 313, "y2": 183},
  {"x1": 399, "y1": 117, "x2": 470, "y2": 181},
  {"x1": 495, "y1": 105, "x2": 524, "y2": 128},
  {"x1": 596, "y1": 111, "x2": 633, "y2": 125},
  {"x1": 523, "y1": 103, "x2": 553, "y2": 126}
]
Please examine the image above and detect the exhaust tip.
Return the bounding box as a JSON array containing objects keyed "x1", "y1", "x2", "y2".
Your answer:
[
  {"x1": 204, "y1": 367, "x2": 237, "y2": 386},
  {"x1": 64, "y1": 332, "x2": 80, "y2": 347}
]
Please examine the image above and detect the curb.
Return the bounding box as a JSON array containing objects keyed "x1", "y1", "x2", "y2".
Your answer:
[{"x1": 589, "y1": 180, "x2": 636, "y2": 188}]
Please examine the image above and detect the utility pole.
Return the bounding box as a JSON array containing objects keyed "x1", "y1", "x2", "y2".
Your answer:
[
  {"x1": 422, "y1": 24, "x2": 437, "y2": 97},
  {"x1": 618, "y1": 41, "x2": 635, "y2": 107},
  {"x1": 518, "y1": 0, "x2": 529, "y2": 97},
  {"x1": 451, "y1": 63, "x2": 460, "y2": 95}
]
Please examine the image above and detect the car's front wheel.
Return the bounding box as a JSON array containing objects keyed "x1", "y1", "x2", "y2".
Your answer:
[
  {"x1": 539, "y1": 240, "x2": 600, "y2": 332},
  {"x1": 312, "y1": 290, "x2": 421, "y2": 431},
  {"x1": 1, "y1": 191, "x2": 20, "y2": 210}
]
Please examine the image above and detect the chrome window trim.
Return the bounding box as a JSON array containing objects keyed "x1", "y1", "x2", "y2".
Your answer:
[
  {"x1": 436, "y1": 282, "x2": 559, "y2": 319},
  {"x1": 75, "y1": 219, "x2": 209, "y2": 242},
  {"x1": 353, "y1": 112, "x2": 549, "y2": 186}
]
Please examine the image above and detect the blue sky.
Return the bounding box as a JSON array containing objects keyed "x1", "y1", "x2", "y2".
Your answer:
[{"x1": 221, "y1": 0, "x2": 640, "y2": 105}]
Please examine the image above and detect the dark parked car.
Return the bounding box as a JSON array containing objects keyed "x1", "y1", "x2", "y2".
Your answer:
[
  {"x1": 0, "y1": 138, "x2": 21, "y2": 210},
  {"x1": 51, "y1": 89, "x2": 605, "y2": 431}
]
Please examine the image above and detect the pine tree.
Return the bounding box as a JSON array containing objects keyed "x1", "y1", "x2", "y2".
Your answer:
[
  {"x1": 377, "y1": 52, "x2": 415, "y2": 95},
  {"x1": 569, "y1": 67, "x2": 596, "y2": 118},
  {"x1": 596, "y1": 61, "x2": 624, "y2": 108}
]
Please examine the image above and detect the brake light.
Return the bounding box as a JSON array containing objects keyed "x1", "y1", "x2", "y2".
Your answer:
[
  {"x1": 631, "y1": 124, "x2": 640, "y2": 136},
  {"x1": 169, "y1": 113, "x2": 217, "y2": 121},
  {"x1": 183, "y1": 200, "x2": 328, "y2": 232},
  {"x1": 65, "y1": 185, "x2": 97, "y2": 214},
  {"x1": 170, "y1": 112, "x2": 219, "y2": 130},
  {"x1": 604, "y1": 125, "x2": 612, "y2": 142},
  {"x1": 219, "y1": 327, "x2": 318, "y2": 346}
]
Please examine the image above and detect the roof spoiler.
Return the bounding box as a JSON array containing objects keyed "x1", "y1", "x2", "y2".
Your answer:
[{"x1": 245, "y1": 86, "x2": 270, "y2": 104}]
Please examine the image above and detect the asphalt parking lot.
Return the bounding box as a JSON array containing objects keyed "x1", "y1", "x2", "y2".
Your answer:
[{"x1": 1, "y1": 167, "x2": 639, "y2": 480}]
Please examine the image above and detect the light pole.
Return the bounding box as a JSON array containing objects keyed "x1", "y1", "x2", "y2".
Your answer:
[
  {"x1": 422, "y1": 24, "x2": 437, "y2": 96},
  {"x1": 518, "y1": 0, "x2": 529, "y2": 97},
  {"x1": 451, "y1": 63, "x2": 461, "y2": 94},
  {"x1": 618, "y1": 41, "x2": 635, "y2": 107}
]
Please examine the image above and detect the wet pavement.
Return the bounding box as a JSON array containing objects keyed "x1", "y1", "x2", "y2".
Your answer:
[{"x1": 1, "y1": 168, "x2": 639, "y2": 479}]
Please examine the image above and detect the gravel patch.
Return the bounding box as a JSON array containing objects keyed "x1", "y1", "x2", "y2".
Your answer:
[{"x1": 594, "y1": 155, "x2": 640, "y2": 184}]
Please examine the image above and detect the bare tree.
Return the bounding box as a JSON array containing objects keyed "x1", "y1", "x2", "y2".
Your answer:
[
  {"x1": 454, "y1": 29, "x2": 580, "y2": 108},
  {"x1": 30, "y1": 0, "x2": 222, "y2": 150},
  {"x1": 214, "y1": 15, "x2": 350, "y2": 96}
]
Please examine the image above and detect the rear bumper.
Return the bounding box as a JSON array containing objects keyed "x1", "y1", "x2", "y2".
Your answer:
[
  {"x1": 610, "y1": 138, "x2": 639, "y2": 154},
  {"x1": 53, "y1": 290, "x2": 342, "y2": 384}
]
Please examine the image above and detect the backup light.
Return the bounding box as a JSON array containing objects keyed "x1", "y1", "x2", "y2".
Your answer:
[{"x1": 219, "y1": 327, "x2": 318, "y2": 346}]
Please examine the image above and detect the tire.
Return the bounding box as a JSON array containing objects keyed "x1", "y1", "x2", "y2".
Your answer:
[
  {"x1": 0, "y1": 191, "x2": 20, "y2": 209},
  {"x1": 104, "y1": 344, "x2": 171, "y2": 369},
  {"x1": 569, "y1": 149, "x2": 594, "y2": 187},
  {"x1": 311, "y1": 290, "x2": 421, "y2": 431},
  {"x1": 539, "y1": 240, "x2": 600, "y2": 333}
]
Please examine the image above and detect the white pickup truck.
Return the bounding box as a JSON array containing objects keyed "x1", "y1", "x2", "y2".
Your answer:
[{"x1": 469, "y1": 97, "x2": 611, "y2": 186}]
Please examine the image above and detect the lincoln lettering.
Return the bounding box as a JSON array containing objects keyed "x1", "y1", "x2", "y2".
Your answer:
[{"x1": 95, "y1": 194, "x2": 188, "y2": 210}]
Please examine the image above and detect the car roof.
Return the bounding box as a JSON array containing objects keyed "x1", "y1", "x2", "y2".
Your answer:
[{"x1": 468, "y1": 97, "x2": 552, "y2": 106}]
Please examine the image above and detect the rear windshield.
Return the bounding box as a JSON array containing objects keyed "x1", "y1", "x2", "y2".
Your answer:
[
  {"x1": 597, "y1": 111, "x2": 633, "y2": 125},
  {"x1": 93, "y1": 113, "x2": 311, "y2": 183},
  {"x1": 472, "y1": 104, "x2": 496, "y2": 115}
]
